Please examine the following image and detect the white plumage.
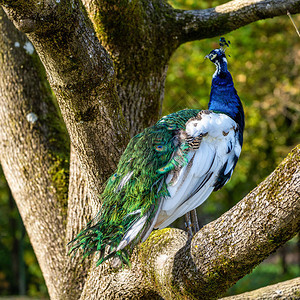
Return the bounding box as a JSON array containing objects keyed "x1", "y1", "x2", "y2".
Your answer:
[{"x1": 155, "y1": 112, "x2": 241, "y2": 229}]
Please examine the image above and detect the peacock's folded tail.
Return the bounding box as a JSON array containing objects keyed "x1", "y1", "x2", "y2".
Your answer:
[{"x1": 69, "y1": 109, "x2": 200, "y2": 265}]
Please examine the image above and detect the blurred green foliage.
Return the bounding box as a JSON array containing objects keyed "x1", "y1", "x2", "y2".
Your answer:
[
  {"x1": 164, "y1": 0, "x2": 300, "y2": 294},
  {"x1": 164, "y1": 1, "x2": 300, "y2": 223},
  {"x1": 0, "y1": 0, "x2": 299, "y2": 297}
]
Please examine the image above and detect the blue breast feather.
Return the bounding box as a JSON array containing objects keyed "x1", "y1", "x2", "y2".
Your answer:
[{"x1": 209, "y1": 71, "x2": 244, "y2": 147}]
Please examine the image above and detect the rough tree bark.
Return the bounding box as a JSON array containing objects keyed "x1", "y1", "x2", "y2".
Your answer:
[
  {"x1": 221, "y1": 277, "x2": 300, "y2": 299},
  {"x1": 0, "y1": 0, "x2": 299, "y2": 299},
  {"x1": 0, "y1": 8, "x2": 69, "y2": 298}
]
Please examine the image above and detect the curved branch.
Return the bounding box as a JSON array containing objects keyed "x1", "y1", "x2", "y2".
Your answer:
[
  {"x1": 134, "y1": 145, "x2": 299, "y2": 299},
  {"x1": 221, "y1": 277, "x2": 300, "y2": 299},
  {"x1": 1, "y1": 1, "x2": 130, "y2": 297},
  {"x1": 173, "y1": 0, "x2": 300, "y2": 44},
  {"x1": 78, "y1": 146, "x2": 299, "y2": 298}
]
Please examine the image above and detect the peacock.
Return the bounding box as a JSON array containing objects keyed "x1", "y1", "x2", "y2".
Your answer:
[{"x1": 69, "y1": 38, "x2": 245, "y2": 266}]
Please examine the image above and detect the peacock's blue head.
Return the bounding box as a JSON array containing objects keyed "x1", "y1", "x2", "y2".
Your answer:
[
  {"x1": 205, "y1": 39, "x2": 230, "y2": 76},
  {"x1": 206, "y1": 37, "x2": 230, "y2": 68},
  {"x1": 205, "y1": 48, "x2": 226, "y2": 64}
]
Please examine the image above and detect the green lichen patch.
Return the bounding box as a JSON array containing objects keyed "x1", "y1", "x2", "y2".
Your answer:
[
  {"x1": 48, "y1": 153, "x2": 69, "y2": 216},
  {"x1": 74, "y1": 105, "x2": 98, "y2": 123},
  {"x1": 139, "y1": 228, "x2": 173, "y2": 254}
]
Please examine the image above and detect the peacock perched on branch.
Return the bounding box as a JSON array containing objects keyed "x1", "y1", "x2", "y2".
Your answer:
[{"x1": 69, "y1": 38, "x2": 245, "y2": 266}]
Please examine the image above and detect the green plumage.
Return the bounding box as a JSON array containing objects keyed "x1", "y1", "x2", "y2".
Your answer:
[{"x1": 69, "y1": 109, "x2": 200, "y2": 265}]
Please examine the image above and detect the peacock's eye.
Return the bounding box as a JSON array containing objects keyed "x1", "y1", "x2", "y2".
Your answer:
[{"x1": 210, "y1": 53, "x2": 217, "y2": 60}]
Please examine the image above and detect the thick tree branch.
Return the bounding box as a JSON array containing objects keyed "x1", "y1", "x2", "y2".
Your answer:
[
  {"x1": 82, "y1": 0, "x2": 177, "y2": 135},
  {"x1": 0, "y1": 2, "x2": 130, "y2": 297},
  {"x1": 139, "y1": 145, "x2": 300, "y2": 299},
  {"x1": 173, "y1": 0, "x2": 300, "y2": 44},
  {"x1": 1, "y1": 0, "x2": 130, "y2": 202},
  {"x1": 221, "y1": 277, "x2": 300, "y2": 299},
  {"x1": 0, "y1": 7, "x2": 69, "y2": 299},
  {"x1": 87, "y1": 145, "x2": 300, "y2": 299}
]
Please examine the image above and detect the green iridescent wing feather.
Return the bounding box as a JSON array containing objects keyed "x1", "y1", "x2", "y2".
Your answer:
[{"x1": 69, "y1": 109, "x2": 200, "y2": 265}]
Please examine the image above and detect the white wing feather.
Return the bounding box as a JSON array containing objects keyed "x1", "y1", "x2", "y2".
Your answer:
[{"x1": 155, "y1": 112, "x2": 241, "y2": 229}]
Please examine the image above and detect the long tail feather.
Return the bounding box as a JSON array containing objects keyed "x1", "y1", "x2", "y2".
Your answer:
[{"x1": 68, "y1": 203, "x2": 161, "y2": 265}]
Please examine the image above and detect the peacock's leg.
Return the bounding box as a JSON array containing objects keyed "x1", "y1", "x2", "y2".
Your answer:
[
  {"x1": 190, "y1": 209, "x2": 200, "y2": 233},
  {"x1": 184, "y1": 212, "x2": 193, "y2": 237},
  {"x1": 185, "y1": 209, "x2": 200, "y2": 237}
]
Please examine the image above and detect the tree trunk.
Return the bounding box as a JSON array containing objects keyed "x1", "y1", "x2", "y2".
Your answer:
[
  {"x1": 0, "y1": 0, "x2": 300, "y2": 299},
  {"x1": 0, "y1": 7, "x2": 69, "y2": 299}
]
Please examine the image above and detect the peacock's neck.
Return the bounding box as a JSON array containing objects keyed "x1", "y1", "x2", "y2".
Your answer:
[
  {"x1": 213, "y1": 59, "x2": 228, "y2": 78},
  {"x1": 208, "y1": 70, "x2": 245, "y2": 134}
]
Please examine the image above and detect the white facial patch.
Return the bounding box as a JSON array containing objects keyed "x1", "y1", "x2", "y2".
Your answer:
[{"x1": 210, "y1": 53, "x2": 217, "y2": 60}]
